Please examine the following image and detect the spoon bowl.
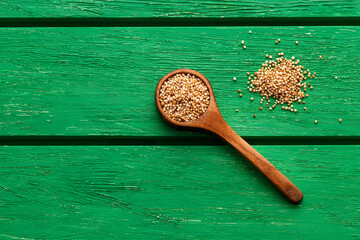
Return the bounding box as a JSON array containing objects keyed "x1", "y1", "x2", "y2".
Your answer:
[{"x1": 155, "y1": 69, "x2": 303, "y2": 203}]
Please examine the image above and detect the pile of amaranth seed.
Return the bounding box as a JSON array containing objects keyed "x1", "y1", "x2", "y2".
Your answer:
[{"x1": 247, "y1": 53, "x2": 315, "y2": 112}]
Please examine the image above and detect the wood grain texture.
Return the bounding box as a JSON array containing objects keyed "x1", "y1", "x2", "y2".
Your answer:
[
  {"x1": 0, "y1": 0, "x2": 359, "y2": 18},
  {"x1": 0, "y1": 27, "x2": 359, "y2": 137},
  {"x1": 0, "y1": 145, "x2": 359, "y2": 239}
]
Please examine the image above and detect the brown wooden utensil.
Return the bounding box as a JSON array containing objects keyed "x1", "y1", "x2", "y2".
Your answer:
[{"x1": 155, "y1": 69, "x2": 303, "y2": 203}]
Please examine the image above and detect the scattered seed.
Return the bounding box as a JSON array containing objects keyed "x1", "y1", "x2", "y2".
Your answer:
[
  {"x1": 319, "y1": 55, "x2": 322, "y2": 59},
  {"x1": 314, "y1": 120, "x2": 318, "y2": 124},
  {"x1": 236, "y1": 109, "x2": 238, "y2": 112},
  {"x1": 253, "y1": 114, "x2": 256, "y2": 118},
  {"x1": 266, "y1": 54, "x2": 269, "y2": 58},
  {"x1": 243, "y1": 46, "x2": 247, "y2": 49},
  {"x1": 251, "y1": 97, "x2": 254, "y2": 101},
  {"x1": 278, "y1": 39, "x2": 281, "y2": 42},
  {"x1": 275, "y1": 40, "x2": 278, "y2": 44},
  {"x1": 241, "y1": 40, "x2": 245, "y2": 45},
  {"x1": 246, "y1": 54, "x2": 313, "y2": 112},
  {"x1": 310, "y1": 86, "x2": 313, "y2": 90},
  {"x1": 339, "y1": 118, "x2": 342, "y2": 123},
  {"x1": 259, "y1": 106, "x2": 263, "y2": 110},
  {"x1": 295, "y1": 41, "x2": 299, "y2": 45},
  {"x1": 335, "y1": 76, "x2": 338, "y2": 80},
  {"x1": 269, "y1": 107, "x2": 272, "y2": 111},
  {"x1": 238, "y1": 89, "x2": 241, "y2": 93},
  {"x1": 269, "y1": 55, "x2": 273, "y2": 59},
  {"x1": 249, "y1": 30, "x2": 252, "y2": 34},
  {"x1": 294, "y1": 109, "x2": 298, "y2": 113},
  {"x1": 282, "y1": 106, "x2": 285, "y2": 110},
  {"x1": 239, "y1": 94, "x2": 242, "y2": 97},
  {"x1": 302, "y1": 101, "x2": 306, "y2": 104},
  {"x1": 304, "y1": 107, "x2": 307, "y2": 110},
  {"x1": 233, "y1": 77, "x2": 237, "y2": 81}
]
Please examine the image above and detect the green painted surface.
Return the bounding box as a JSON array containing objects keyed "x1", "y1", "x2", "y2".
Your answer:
[
  {"x1": 0, "y1": 1, "x2": 359, "y2": 238},
  {"x1": 1, "y1": 27, "x2": 359, "y2": 137},
  {"x1": 0, "y1": 0, "x2": 359, "y2": 18},
  {"x1": 0, "y1": 145, "x2": 359, "y2": 239}
]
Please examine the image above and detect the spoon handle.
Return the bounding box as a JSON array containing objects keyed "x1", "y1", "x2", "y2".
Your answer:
[{"x1": 206, "y1": 120, "x2": 303, "y2": 203}]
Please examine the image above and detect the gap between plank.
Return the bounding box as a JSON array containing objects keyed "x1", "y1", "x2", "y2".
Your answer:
[
  {"x1": 0, "y1": 17, "x2": 359, "y2": 27},
  {"x1": 0, "y1": 136, "x2": 359, "y2": 146}
]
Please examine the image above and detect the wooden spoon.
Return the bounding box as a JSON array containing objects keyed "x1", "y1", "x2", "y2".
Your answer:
[{"x1": 155, "y1": 69, "x2": 303, "y2": 203}]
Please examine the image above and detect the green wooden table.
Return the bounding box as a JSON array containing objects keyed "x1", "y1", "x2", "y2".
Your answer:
[{"x1": 1, "y1": 1, "x2": 360, "y2": 239}]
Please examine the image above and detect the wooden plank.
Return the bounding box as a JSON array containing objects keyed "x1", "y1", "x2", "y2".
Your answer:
[
  {"x1": 0, "y1": 145, "x2": 359, "y2": 239},
  {"x1": 0, "y1": 0, "x2": 359, "y2": 18},
  {"x1": 0, "y1": 27, "x2": 359, "y2": 137}
]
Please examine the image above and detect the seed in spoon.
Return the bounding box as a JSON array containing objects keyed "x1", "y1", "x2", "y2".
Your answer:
[{"x1": 158, "y1": 73, "x2": 210, "y2": 122}]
